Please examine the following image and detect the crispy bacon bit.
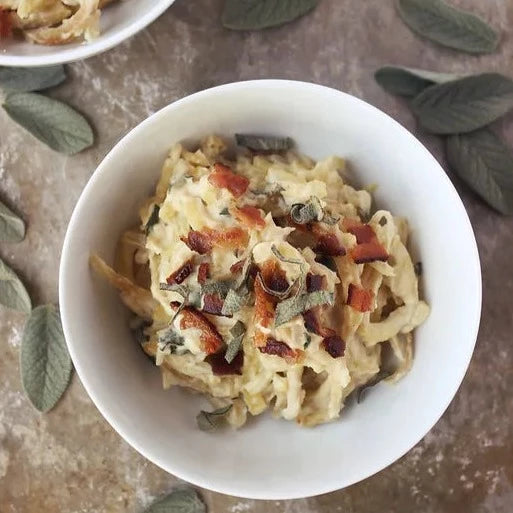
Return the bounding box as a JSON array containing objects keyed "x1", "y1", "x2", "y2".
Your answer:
[
  {"x1": 322, "y1": 335, "x2": 346, "y2": 358},
  {"x1": 202, "y1": 293, "x2": 225, "y2": 316},
  {"x1": 314, "y1": 233, "x2": 346, "y2": 256},
  {"x1": 347, "y1": 224, "x2": 376, "y2": 244},
  {"x1": 261, "y1": 260, "x2": 289, "y2": 294},
  {"x1": 350, "y1": 242, "x2": 389, "y2": 264},
  {"x1": 230, "y1": 259, "x2": 245, "y2": 273},
  {"x1": 254, "y1": 273, "x2": 276, "y2": 329},
  {"x1": 182, "y1": 227, "x2": 248, "y2": 254},
  {"x1": 208, "y1": 162, "x2": 249, "y2": 198},
  {"x1": 259, "y1": 338, "x2": 297, "y2": 359},
  {"x1": 197, "y1": 262, "x2": 210, "y2": 284},
  {"x1": 170, "y1": 301, "x2": 182, "y2": 309},
  {"x1": 206, "y1": 350, "x2": 243, "y2": 375},
  {"x1": 231, "y1": 205, "x2": 265, "y2": 229},
  {"x1": 0, "y1": 10, "x2": 12, "y2": 38},
  {"x1": 306, "y1": 273, "x2": 324, "y2": 292},
  {"x1": 347, "y1": 284, "x2": 374, "y2": 312},
  {"x1": 179, "y1": 307, "x2": 223, "y2": 354},
  {"x1": 303, "y1": 308, "x2": 335, "y2": 337},
  {"x1": 166, "y1": 258, "x2": 194, "y2": 285}
]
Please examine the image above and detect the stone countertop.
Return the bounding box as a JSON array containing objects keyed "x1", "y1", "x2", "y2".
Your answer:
[{"x1": 1, "y1": 0, "x2": 512, "y2": 512}]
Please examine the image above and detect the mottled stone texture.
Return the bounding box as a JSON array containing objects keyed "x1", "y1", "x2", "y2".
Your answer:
[{"x1": 1, "y1": 0, "x2": 512, "y2": 512}]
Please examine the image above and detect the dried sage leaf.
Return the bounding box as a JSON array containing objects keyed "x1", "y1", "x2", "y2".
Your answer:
[
  {"x1": 143, "y1": 487, "x2": 206, "y2": 513},
  {"x1": 374, "y1": 66, "x2": 460, "y2": 97},
  {"x1": 196, "y1": 404, "x2": 232, "y2": 432},
  {"x1": 290, "y1": 196, "x2": 324, "y2": 224},
  {"x1": 145, "y1": 205, "x2": 160, "y2": 234},
  {"x1": 446, "y1": 128, "x2": 513, "y2": 215},
  {"x1": 202, "y1": 279, "x2": 234, "y2": 298},
  {"x1": 235, "y1": 133, "x2": 294, "y2": 151},
  {"x1": 225, "y1": 320, "x2": 246, "y2": 363},
  {"x1": 396, "y1": 0, "x2": 498, "y2": 54},
  {"x1": 221, "y1": 288, "x2": 246, "y2": 316},
  {"x1": 0, "y1": 65, "x2": 66, "y2": 93},
  {"x1": 411, "y1": 73, "x2": 513, "y2": 134},
  {"x1": 20, "y1": 304, "x2": 72, "y2": 412},
  {"x1": 157, "y1": 325, "x2": 185, "y2": 351},
  {"x1": 219, "y1": 207, "x2": 230, "y2": 216},
  {"x1": 275, "y1": 291, "x2": 333, "y2": 326},
  {"x1": 0, "y1": 200, "x2": 25, "y2": 242},
  {"x1": 356, "y1": 369, "x2": 393, "y2": 404},
  {"x1": 223, "y1": 0, "x2": 318, "y2": 31},
  {"x1": 0, "y1": 257, "x2": 31, "y2": 313},
  {"x1": 3, "y1": 92, "x2": 94, "y2": 155}
]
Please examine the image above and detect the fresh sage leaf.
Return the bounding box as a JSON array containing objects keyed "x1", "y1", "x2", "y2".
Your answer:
[
  {"x1": 356, "y1": 369, "x2": 393, "y2": 404},
  {"x1": 225, "y1": 320, "x2": 246, "y2": 363},
  {"x1": 221, "y1": 288, "x2": 247, "y2": 316},
  {"x1": 0, "y1": 200, "x2": 25, "y2": 242},
  {"x1": 446, "y1": 128, "x2": 513, "y2": 215},
  {"x1": 143, "y1": 488, "x2": 206, "y2": 513},
  {"x1": 3, "y1": 92, "x2": 94, "y2": 155},
  {"x1": 196, "y1": 404, "x2": 232, "y2": 432},
  {"x1": 146, "y1": 205, "x2": 160, "y2": 234},
  {"x1": 374, "y1": 66, "x2": 460, "y2": 97},
  {"x1": 275, "y1": 291, "x2": 334, "y2": 326},
  {"x1": 222, "y1": 0, "x2": 318, "y2": 30},
  {"x1": 411, "y1": 73, "x2": 513, "y2": 134},
  {"x1": 0, "y1": 65, "x2": 66, "y2": 93},
  {"x1": 20, "y1": 304, "x2": 72, "y2": 412},
  {"x1": 396, "y1": 0, "x2": 499, "y2": 54},
  {"x1": 235, "y1": 133, "x2": 294, "y2": 151},
  {"x1": 0, "y1": 257, "x2": 31, "y2": 313},
  {"x1": 290, "y1": 196, "x2": 324, "y2": 224}
]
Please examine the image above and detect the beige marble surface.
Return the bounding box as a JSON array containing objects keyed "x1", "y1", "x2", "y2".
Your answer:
[{"x1": 1, "y1": 1, "x2": 513, "y2": 511}]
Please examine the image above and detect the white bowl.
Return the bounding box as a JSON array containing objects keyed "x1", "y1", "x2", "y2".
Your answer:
[
  {"x1": 59, "y1": 80, "x2": 482, "y2": 500},
  {"x1": 0, "y1": 0, "x2": 175, "y2": 67}
]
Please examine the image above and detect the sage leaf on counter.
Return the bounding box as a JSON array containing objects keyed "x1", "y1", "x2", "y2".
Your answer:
[
  {"x1": 225, "y1": 320, "x2": 246, "y2": 363},
  {"x1": 235, "y1": 133, "x2": 294, "y2": 151},
  {"x1": 143, "y1": 488, "x2": 206, "y2": 513},
  {"x1": 0, "y1": 65, "x2": 66, "y2": 93},
  {"x1": 446, "y1": 128, "x2": 513, "y2": 215},
  {"x1": 374, "y1": 66, "x2": 460, "y2": 97},
  {"x1": 20, "y1": 305, "x2": 72, "y2": 412},
  {"x1": 396, "y1": 0, "x2": 498, "y2": 54},
  {"x1": 196, "y1": 404, "x2": 232, "y2": 432},
  {"x1": 356, "y1": 369, "x2": 393, "y2": 404},
  {"x1": 0, "y1": 200, "x2": 25, "y2": 242},
  {"x1": 275, "y1": 290, "x2": 333, "y2": 326},
  {"x1": 223, "y1": 0, "x2": 318, "y2": 30},
  {"x1": 2, "y1": 92, "x2": 94, "y2": 155},
  {"x1": 411, "y1": 73, "x2": 513, "y2": 134},
  {"x1": 0, "y1": 257, "x2": 31, "y2": 313}
]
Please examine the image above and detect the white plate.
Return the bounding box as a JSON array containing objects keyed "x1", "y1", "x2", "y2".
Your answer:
[
  {"x1": 0, "y1": 0, "x2": 175, "y2": 67},
  {"x1": 59, "y1": 80, "x2": 482, "y2": 500}
]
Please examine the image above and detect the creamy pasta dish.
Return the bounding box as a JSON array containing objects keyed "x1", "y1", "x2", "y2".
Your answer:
[
  {"x1": 0, "y1": 0, "x2": 117, "y2": 45},
  {"x1": 91, "y1": 134, "x2": 429, "y2": 429}
]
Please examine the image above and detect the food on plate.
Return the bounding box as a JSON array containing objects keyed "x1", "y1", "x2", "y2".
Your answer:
[
  {"x1": 0, "y1": 0, "x2": 117, "y2": 45},
  {"x1": 90, "y1": 134, "x2": 430, "y2": 428}
]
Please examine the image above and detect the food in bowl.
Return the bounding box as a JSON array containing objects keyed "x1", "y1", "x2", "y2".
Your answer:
[
  {"x1": 90, "y1": 134, "x2": 429, "y2": 429},
  {"x1": 0, "y1": 0, "x2": 117, "y2": 45}
]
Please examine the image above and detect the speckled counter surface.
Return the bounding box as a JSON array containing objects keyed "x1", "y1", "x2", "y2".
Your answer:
[{"x1": 1, "y1": 1, "x2": 512, "y2": 512}]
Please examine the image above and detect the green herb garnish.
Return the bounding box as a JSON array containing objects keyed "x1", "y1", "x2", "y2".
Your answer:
[
  {"x1": 196, "y1": 404, "x2": 233, "y2": 432},
  {"x1": 225, "y1": 321, "x2": 246, "y2": 363}
]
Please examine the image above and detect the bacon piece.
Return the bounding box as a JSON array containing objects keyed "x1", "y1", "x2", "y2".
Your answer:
[
  {"x1": 230, "y1": 259, "x2": 245, "y2": 273},
  {"x1": 170, "y1": 301, "x2": 182, "y2": 309},
  {"x1": 0, "y1": 9, "x2": 12, "y2": 38},
  {"x1": 206, "y1": 350, "x2": 243, "y2": 375},
  {"x1": 259, "y1": 338, "x2": 298, "y2": 360},
  {"x1": 182, "y1": 227, "x2": 248, "y2": 254},
  {"x1": 260, "y1": 259, "x2": 289, "y2": 294},
  {"x1": 208, "y1": 162, "x2": 249, "y2": 198},
  {"x1": 347, "y1": 284, "x2": 374, "y2": 312},
  {"x1": 197, "y1": 262, "x2": 209, "y2": 284},
  {"x1": 254, "y1": 272, "x2": 276, "y2": 329},
  {"x1": 306, "y1": 273, "x2": 324, "y2": 292},
  {"x1": 322, "y1": 335, "x2": 345, "y2": 358},
  {"x1": 231, "y1": 205, "x2": 265, "y2": 229},
  {"x1": 350, "y1": 242, "x2": 388, "y2": 264},
  {"x1": 166, "y1": 258, "x2": 194, "y2": 285},
  {"x1": 179, "y1": 307, "x2": 223, "y2": 354},
  {"x1": 347, "y1": 224, "x2": 376, "y2": 244},
  {"x1": 314, "y1": 233, "x2": 346, "y2": 256},
  {"x1": 202, "y1": 293, "x2": 225, "y2": 316},
  {"x1": 303, "y1": 308, "x2": 335, "y2": 338}
]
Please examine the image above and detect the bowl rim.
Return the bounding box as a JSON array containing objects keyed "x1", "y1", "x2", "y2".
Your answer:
[
  {"x1": 59, "y1": 79, "x2": 482, "y2": 500},
  {"x1": 0, "y1": 0, "x2": 175, "y2": 67}
]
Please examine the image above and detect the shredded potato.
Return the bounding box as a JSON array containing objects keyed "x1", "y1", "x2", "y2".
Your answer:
[{"x1": 91, "y1": 135, "x2": 430, "y2": 429}]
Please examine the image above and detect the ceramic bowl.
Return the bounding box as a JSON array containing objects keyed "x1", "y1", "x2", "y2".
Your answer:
[
  {"x1": 59, "y1": 80, "x2": 482, "y2": 500},
  {"x1": 0, "y1": 0, "x2": 175, "y2": 67}
]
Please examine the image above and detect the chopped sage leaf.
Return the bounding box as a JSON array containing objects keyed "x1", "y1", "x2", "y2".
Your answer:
[
  {"x1": 157, "y1": 325, "x2": 185, "y2": 352},
  {"x1": 202, "y1": 279, "x2": 234, "y2": 298},
  {"x1": 256, "y1": 273, "x2": 295, "y2": 300},
  {"x1": 219, "y1": 207, "x2": 230, "y2": 216},
  {"x1": 221, "y1": 288, "x2": 247, "y2": 316},
  {"x1": 143, "y1": 487, "x2": 206, "y2": 513},
  {"x1": 275, "y1": 291, "x2": 334, "y2": 326},
  {"x1": 160, "y1": 283, "x2": 189, "y2": 296},
  {"x1": 235, "y1": 133, "x2": 294, "y2": 151},
  {"x1": 290, "y1": 196, "x2": 324, "y2": 224},
  {"x1": 321, "y1": 211, "x2": 340, "y2": 225},
  {"x1": 196, "y1": 404, "x2": 232, "y2": 432},
  {"x1": 271, "y1": 244, "x2": 303, "y2": 267},
  {"x1": 356, "y1": 369, "x2": 393, "y2": 404},
  {"x1": 225, "y1": 320, "x2": 246, "y2": 363},
  {"x1": 145, "y1": 205, "x2": 160, "y2": 234}
]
